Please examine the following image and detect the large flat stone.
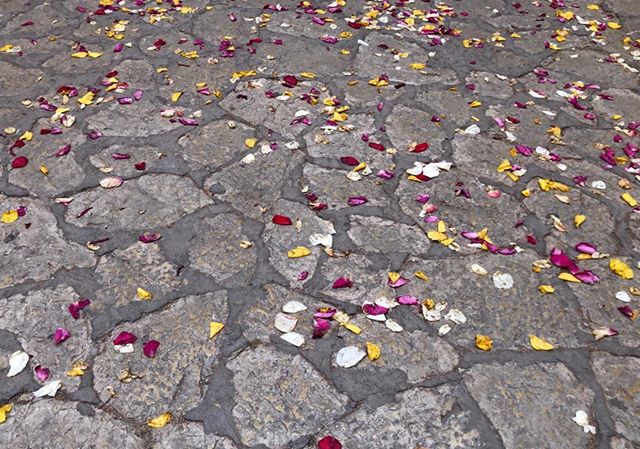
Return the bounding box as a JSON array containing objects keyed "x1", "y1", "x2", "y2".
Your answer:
[
  {"x1": 228, "y1": 345, "x2": 348, "y2": 448},
  {"x1": 465, "y1": 362, "x2": 595, "y2": 449}
]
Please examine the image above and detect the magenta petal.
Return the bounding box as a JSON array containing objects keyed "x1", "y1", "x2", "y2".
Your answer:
[
  {"x1": 297, "y1": 271, "x2": 309, "y2": 281},
  {"x1": 362, "y1": 303, "x2": 389, "y2": 315},
  {"x1": 143, "y1": 340, "x2": 160, "y2": 358},
  {"x1": 332, "y1": 277, "x2": 353, "y2": 289},
  {"x1": 53, "y1": 144, "x2": 71, "y2": 157},
  {"x1": 575, "y1": 242, "x2": 597, "y2": 255},
  {"x1": 549, "y1": 247, "x2": 579, "y2": 273},
  {"x1": 314, "y1": 308, "x2": 337, "y2": 319},
  {"x1": 574, "y1": 270, "x2": 600, "y2": 284},
  {"x1": 111, "y1": 152, "x2": 131, "y2": 160},
  {"x1": 347, "y1": 196, "x2": 368, "y2": 206},
  {"x1": 318, "y1": 435, "x2": 342, "y2": 449},
  {"x1": 34, "y1": 366, "x2": 50, "y2": 382},
  {"x1": 388, "y1": 277, "x2": 409, "y2": 288},
  {"x1": 113, "y1": 331, "x2": 137, "y2": 346},
  {"x1": 139, "y1": 232, "x2": 162, "y2": 243},
  {"x1": 460, "y1": 231, "x2": 478, "y2": 240},
  {"x1": 312, "y1": 318, "x2": 331, "y2": 339},
  {"x1": 53, "y1": 327, "x2": 71, "y2": 345},
  {"x1": 68, "y1": 298, "x2": 91, "y2": 319},
  {"x1": 618, "y1": 305, "x2": 635, "y2": 318},
  {"x1": 396, "y1": 295, "x2": 419, "y2": 305}
]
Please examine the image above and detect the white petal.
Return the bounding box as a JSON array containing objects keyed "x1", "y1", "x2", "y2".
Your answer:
[
  {"x1": 470, "y1": 264, "x2": 488, "y2": 275},
  {"x1": 280, "y1": 332, "x2": 305, "y2": 347},
  {"x1": 385, "y1": 318, "x2": 403, "y2": 332},
  {"x1": 309, "y1": 233, "x2": 333, "y2": 248},
  {"x1": 282, "y1": 301, "x2": 307, "y2": 314},
  {"x1": 615, "y1": 291, "x2": 631, "y2": 303},
  {"x1": 335, "y1": 346, "x2": 366, "y2": 368},
  {"x1": 114, "y1": 343, "x2": 134, "y2": 354},
  {"x1": 445, "y1": 308, "x2": 467, "y2": 324},
  {"x1": 7, "y1": 350, "x2": 29, "y2": 377},
  {"x1": 274, "y1": 313, "x2": 298, "y2": 333},
  {"x1": 492, "y1": 271, "x2": 514, "y2": 289},
  {"x1": 438, "y1": 324, "x2": 452, "y2": 336},
  {"x1": 34, "y1": 380, "x2": 62, "y2": 398},
  {"x1": 99, "y1": 176, "x2": 124, "y2": 189}
]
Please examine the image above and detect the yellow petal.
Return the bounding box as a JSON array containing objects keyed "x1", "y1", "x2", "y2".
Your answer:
[
  {"x1": 538, "y1": 285, "x2": 556, "y2": 294},
  {"x1": 171, "y1": 91, "x2": 182, "y2": 102},
  {"x1": 1, "y1": 210, "x2": 18, "y2": 224},
  {"x1": 78, "y1": 91, "x2": 95, "y2": 105},
  {"x1": 529, "y1": 334, "x2": 554, "y2": 351},
  {"x1": 87, "y1": 51, "x2": 103, "y2": 58},
  {"x1": 299, "y1": 72, "x2": 316, "y2": 78},
  {"x1": 558, "y1": 272, "x2": 581, "y2": 283},
  {"x1": 40, "y1": 165, "x2": 49, "y2": 175},
  {"x1": 388, "y1": 272, "x2": 401, "y2": 283},
  {"x1": 610, "y1": 258, "x2": 634, "y2": 280},
  {"x1": 66, "y1": 362, "x2": 88, "y2": 377},
  {"x1": 621, "y1": 192, "x2": 637, "y2": 207},
  {"x1": 244, "y1": 138, "x2": 257, "y2": 148},
  {"x1": 342, "y1": 322, "x2": 361, "y2": 334},
  {"x1": 468, "y1": 100, "x2": 482, "y2": 108},
  {"x1": 607, "y1": 22, "x2": 622, "y2": 29},
  {"x1": 0, "y1": 403, "x2": 12, "y2": 424},
  {"x1": 209, "y1": 321, "x2": 224, "y2": 339},
  {"x1": 574, "y1": 214, "x2": 586, "y2": 228},
  {"x1": 287, "y1": 246, "x2": 311, "y2": 258},
  {"x1": 366, "y1": 342, "x2": 380, "y2": 361},
  {"x1": 415, "y1": 271, "x2": 429, "y2": 281},
  {"x1": 19, "y1": 130, "x2": 33, "y2": 141},
  {"x1": 409, "y1": 62, "x2": 426, "y2": 70},
  {"x1": 475, "y1": 334, "x2": 493, "y2": 351},
  {"x1": 147, "y1": 412, "x2": 172, "y2": 428},
  {"x1": 136, "y1": 288, "x2": 153, "y2": 300}
]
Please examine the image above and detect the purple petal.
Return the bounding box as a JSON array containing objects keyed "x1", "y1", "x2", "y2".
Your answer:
[{"x1": 53, "y1": 327, "x2": 70, "y2": 345}]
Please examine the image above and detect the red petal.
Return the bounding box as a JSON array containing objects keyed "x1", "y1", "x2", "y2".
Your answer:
[
  {"x1": 11, "y1": 156, "x2": 28, "y2": 169},
  {"x1": 368, "y1": 142, "x2": 385, "y2": 151},
  {"x1": 411, "y1": 142, "x2": 429, "y2": 153},
  {"x1": 68, "y1": 299, "x2": 91, "y2": 319},
  {"x1": 272, "y1": 214, "x2": 293, "y2": 225},
  {"x1": 339, "y1": 156, "x2": 359, "y2": 166}
]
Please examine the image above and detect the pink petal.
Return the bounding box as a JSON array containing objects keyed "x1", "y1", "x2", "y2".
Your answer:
[
  {"x1": 396, "y1": 295, "x2": 419, "y2": 305},
  {"x1": 314, "y1": 308, "x2": 336, "y2": 319},
  {"x1": 143, "y1": 340, "x2": 160, "y2": 358},
  {"x1": 575, "y1": 242, "x2": 597, "y2": 255},
  {"x1": 388, "y1": 277, "x2": 409, "y2": 288},
  {"x1": 347, "y1": 196, "x2": 368, "y2": 206},
  {"x1": 53, "y1": 328, "x2": 71, "y2": 345},
  {"x1": 34, "y1": 366, "x2": 50, "y2": 382},
  {"x1": 298, "y1": 271, "x2": 309, "y2": 281}
]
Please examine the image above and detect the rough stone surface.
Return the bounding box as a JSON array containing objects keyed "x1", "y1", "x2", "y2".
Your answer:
[
  {"x1": 1, "y1": 2, "x2": 639, "y2": 447},
  {"x1": 228, "y1": 345, "x2": 348, "y2": 447},
  {"x1": 93, "y1": 291, "x2": 227, "y2": 419},
  {"x1": 465, "y1": 362, "x2": 596, "y2": 449}
]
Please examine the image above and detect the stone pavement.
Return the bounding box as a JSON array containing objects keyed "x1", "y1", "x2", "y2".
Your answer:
[{"x1": 0, "y1": 1, "x2": 639, "y2": 448}]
